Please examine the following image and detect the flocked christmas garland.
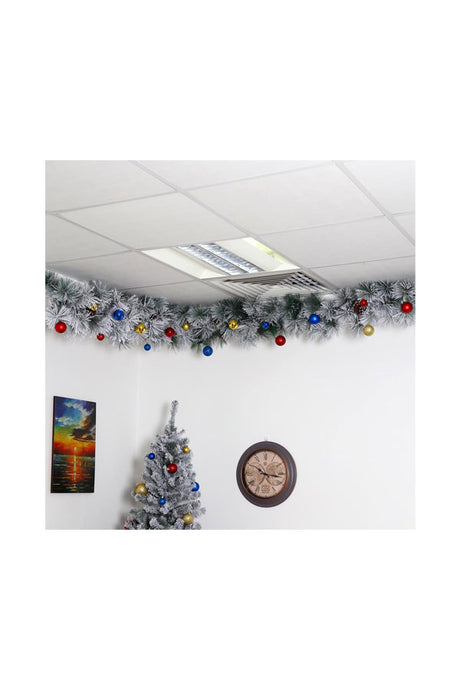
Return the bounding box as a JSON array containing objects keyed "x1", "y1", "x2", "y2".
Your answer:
[{"x1": 45, "y1": 270, "x2": 415, "y2": 355}]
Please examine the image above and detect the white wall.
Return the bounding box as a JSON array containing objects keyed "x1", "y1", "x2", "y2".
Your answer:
[
  {"x1": 45, "y1": 330, "x2": 141, "y2": 529},
  {"x1": 46, "y1": 326, "x2": 414, "y2": 529}
]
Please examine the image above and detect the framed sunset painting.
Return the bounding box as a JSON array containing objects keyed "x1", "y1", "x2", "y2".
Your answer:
[{"x1": 51, "y1": 396, "x2": 96, "y2": 493}]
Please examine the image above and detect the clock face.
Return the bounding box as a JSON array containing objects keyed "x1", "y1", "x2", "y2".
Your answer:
[
  {"x1": 236, "y1": 442, "x2": 296, "y2": 507},
  {"x1": 243, "y1": 450, "x2": 288, "y2": 499}
]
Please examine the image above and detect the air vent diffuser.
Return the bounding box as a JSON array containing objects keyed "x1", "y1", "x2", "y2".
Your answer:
[{"x1": 213, "y1": 270, "x2": 330, "y2": 298}]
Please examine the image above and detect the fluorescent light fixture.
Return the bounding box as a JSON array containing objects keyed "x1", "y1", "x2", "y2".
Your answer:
[
  {"x1": 141, "y1": 247, "x2": 224, "y2": 279},
  {"x1": 217, "y1": 238, "x2": 298, "y2": 273},
  {"x1": 178, "y1": 243, "x2": 260, "y2": 275},
  {"x1": 142, "y1": 238, "x2": 298, "y2": 280}
]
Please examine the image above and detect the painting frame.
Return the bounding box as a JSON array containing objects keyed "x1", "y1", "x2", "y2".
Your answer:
[{"x1": 50, "y1": 395, "x2": 96, "y2": 493}]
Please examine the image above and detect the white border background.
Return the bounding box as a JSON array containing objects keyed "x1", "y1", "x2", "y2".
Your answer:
[{"x1": 4, "y1": 1, "x2": 459, "y2": 688}]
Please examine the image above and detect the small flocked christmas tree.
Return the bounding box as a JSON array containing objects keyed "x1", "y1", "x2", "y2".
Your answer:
[{"x1": 124, "y1": 401, "x2": 205, "y2": 529}]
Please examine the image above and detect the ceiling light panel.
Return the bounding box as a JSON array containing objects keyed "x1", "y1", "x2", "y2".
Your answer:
[
  {"x1": 199, "y1": 243, "x2": 261, "y2": 272},
  {"x1": 141, "y1": 248, "x2": 224, "y2": 279},
  {"x1": 178, "y1": 245, "x2": 245, "y2": 275},
  {"x1": 218, "y1": 238, "x2": 298, "y2": 272},
  {"x1": 182, "y1": 243, "x2": 261, "y2": 274},
  {"x1": 142, "y1": 237, "x2": 298, "y2": 281}
]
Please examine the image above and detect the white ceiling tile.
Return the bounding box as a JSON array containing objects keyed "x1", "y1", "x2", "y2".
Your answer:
[
  {"x1": 47, "y1": 252, "x2": 192, "y2": 289},
  {"x1": 45, "y1": 161, "x2": 417, "y2": 299},
  {"x1": 313, "y1": 257, "x2": 415, "y2": 287},
  {"x1": 138, "y1": 160, "x2": 328, "y2": 189},
  {"x1": 46, "y1": 215, "x2": 126, "y2": 262},
  {"x1": 189, "y1": 165, "x2": 378, "y2": 234},
  {"x1": 129, "y1": 280, "x2": 229, "y2": 304},
  {"x1": 393, "y1": 212, "x2": 415, "y2": 240},
  {"x1": 342, "y1": 161, "x2": 415, "y2": 214},
  {"x1": 46, "y1": 161, "x2": 173, "y2": 211},
  {"x1": 264, "y1": 217, "x2": 414, "y2": 268},
  {"x1": 60, "y1": 194, "x2": 245, "y2": 248}
]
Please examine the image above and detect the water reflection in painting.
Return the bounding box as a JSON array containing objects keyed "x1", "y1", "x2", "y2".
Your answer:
[{"x1": 51, "y1": 396, "x2": 96, "y2": 493}]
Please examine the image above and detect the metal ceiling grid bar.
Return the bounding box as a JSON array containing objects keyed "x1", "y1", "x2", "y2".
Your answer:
[{"x1": 334, "y1": 161, "x2": 415, "y2": 247}]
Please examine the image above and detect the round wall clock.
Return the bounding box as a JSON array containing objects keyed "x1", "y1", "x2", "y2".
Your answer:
[{"x1": 236, "y1": 441, "x2": 297, "y2": 507}]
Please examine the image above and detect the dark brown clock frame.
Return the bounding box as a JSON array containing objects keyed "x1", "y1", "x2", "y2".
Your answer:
[{"x1": 236, "y1": 441, "x2": 297, "y2": 507}]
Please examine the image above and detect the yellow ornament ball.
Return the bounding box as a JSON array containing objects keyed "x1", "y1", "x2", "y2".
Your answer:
[
  {"x1": 228, "y1": 319, "x2": 239, "y2": 330},
  {"x1": 182, "y1": 322, "x2": 190, "y2": 331},
  {"x1": 134, "y1": 482, "x2": 148, "y2": 495},
  {"x1": 363, "y1": 324, "x2": 375, "y2": 336},
  {"x1": 183, "y1": 513, "x2": 194, "y2": 525},
  {"x1": 182, "y1": 445, "x2": 190, "y2": 454},
  {"x1": 136, "y1": 323, "x2": 146, "y2": 334},
  {"x1": 89, "y1": 303, "x2": 98, "y2": 312}
]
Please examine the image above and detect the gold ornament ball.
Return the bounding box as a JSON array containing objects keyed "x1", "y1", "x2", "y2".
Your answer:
[
  {"x1": 136, "y1": 322, "x2": 146, "y2": 334},
  {"x1": 182, "y1": 322, "x2": 190, "y2": 331},
  {"x1": 182, "y1": 445, "x2": 190, "y2": 454},
  {"x1": 134, "y1": 482, "x2": 148, "y2": 495},
  {"x1": 228, "y1": 319, "x2": 239, "y2": 330},
  {"x1": 183, "y1": 513, "x2": 194, "y2": 525},
  {"x1": 363, "y1": 324, "x2": 375, "y2": 336},
  {"x1": 90, "y1": 303, "x2": 98, "y2": 312}
]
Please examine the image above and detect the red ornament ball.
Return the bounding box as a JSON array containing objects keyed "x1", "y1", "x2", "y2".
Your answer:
[
  {"x1": 360, "y1": 299, "x2": 368, "y2": 307},
  {"x1": 55, "y1": 321, "x2": 67, "y2": 334},
  {"x1": 96, "y1": 333, "x2": 105, "y2": 341},
  {"x1": 275, "y1": 335, "x2": 286, "y2": 346},
  {"x1": 165, "y1": 327, "x2": 175, "y2": 338},
  {"x1": 167, "y1": 463, "x2": 178, "y2": 474},
  {"x1": 401, "y1": 301, "x2": 413, "y2": 313}
]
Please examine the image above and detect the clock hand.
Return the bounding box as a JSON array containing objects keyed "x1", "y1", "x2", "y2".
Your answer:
[{"x1": 249, "y1": 464, "x2": 278, "y2": 478}]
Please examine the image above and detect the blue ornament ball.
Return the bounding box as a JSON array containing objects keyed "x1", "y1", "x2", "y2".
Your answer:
[
  {"x1": 144, "y1": 343, "x2": 151, "y2": 351},
  {"x1": 262, "y1": 321, "x2": 270, "y2": 330},
  {"x1": 148, "y1": 452, "x2": 155, "y2": 459},
  {"x1": 192, "y1": 482, "x2": 200, "y2": 492},
  {"x1": 113, "y1": 309, "x2": 125, "y2": 321},
  {"x1": 158, "y1": 497, "x2": 166, "y2": 506},
  {"x1": 309, "y1": 314, "x2": 320, "y2": 324},
  {"x1": 203, "y1": 346, "x2": 213, "y2": 357}
]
